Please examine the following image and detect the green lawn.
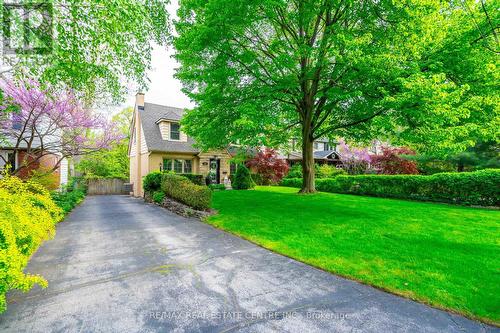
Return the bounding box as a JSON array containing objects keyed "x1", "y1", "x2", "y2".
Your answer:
[{"x1": 207, "y1": 186, "x2": 500, "y2": 324}]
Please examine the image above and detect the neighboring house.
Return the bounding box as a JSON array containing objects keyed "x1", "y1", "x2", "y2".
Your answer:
[
  {"x1": 0, "y1": 143, "x2": 69, "y2": 187},
  {"x1": 1, "y1": 110, "x2": 70, "y2": 187},
  {"x1": 284, "y1": 138, "x2": 342, "y2": 166},
  {"x1": 128, "y1": 93, "x2": 232, "y2": 197}
]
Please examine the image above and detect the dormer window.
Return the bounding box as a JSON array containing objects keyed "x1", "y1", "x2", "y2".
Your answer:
[{"x1": 170, "y1": 123, "x2": 180, "y2": 140}]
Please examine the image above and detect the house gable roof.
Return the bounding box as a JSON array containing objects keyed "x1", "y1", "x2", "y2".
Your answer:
[
  {"x1": 314, "y1": 150, "x2": 340, "y2": 160},
  {"x1": 140, "y1": 102, "x2": 199, "y2": 154},
  {"x1": 155, "y1": 110, "x2": 183, "y2": 123}
]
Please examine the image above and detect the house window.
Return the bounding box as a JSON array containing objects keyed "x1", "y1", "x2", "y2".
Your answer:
[
  {"x1": 163, "y1": 158, "x2": 192, "y2": 174},
  {"x1": 163, "y1": 159, "x2": 172, "y2": 171},
  {"x1": 174, "y1": 159, "x2": 183, "y2": 173},
  {"x1": 184, "y1": 160, "x2": 192, "y2": 173},
  {"x1": 313, "y1": 142, "x2": 319, "y2": 150},
  {"x1": 170, "y1": 123, "x2": 180, "y2": 140}
]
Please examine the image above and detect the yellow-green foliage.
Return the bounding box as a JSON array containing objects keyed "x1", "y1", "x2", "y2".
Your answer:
[{"x1": 0, "y1": 174, "x2": 63, "y2": 313}]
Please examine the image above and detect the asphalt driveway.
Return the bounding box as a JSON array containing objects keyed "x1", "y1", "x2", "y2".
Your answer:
[{"x1": 0, "y1": 195, "x2": 497, "y2": 333}]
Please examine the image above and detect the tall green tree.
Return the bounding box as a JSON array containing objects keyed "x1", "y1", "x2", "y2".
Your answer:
[
  {"x1": 2, "y1": 0, "x2": 170, "y2": 103},
  {"x1": 175, "y1": 0, "x2": 498, "y2": 193}
]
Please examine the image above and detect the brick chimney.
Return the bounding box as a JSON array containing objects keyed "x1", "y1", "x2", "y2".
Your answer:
[
  {"x1": 136, "y1": 92, "x2": 145, "y2": 108},
  {"x1": 133, "y1": 92, "x2": 145, "y2": 196}
]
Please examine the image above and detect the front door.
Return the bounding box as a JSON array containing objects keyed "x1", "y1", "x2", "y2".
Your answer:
[{"x1": 209, "y1": 159, "x2": 220, "y2": 184}]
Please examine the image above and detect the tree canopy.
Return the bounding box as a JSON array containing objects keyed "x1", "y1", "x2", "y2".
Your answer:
[
  {"x1": 175, "y1": 0, "x2": 499, "y2": 192},
  {"x1": 2, "y1": 0, "x2": 171, "y2": 103}
]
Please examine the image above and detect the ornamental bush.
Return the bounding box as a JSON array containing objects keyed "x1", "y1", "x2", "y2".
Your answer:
[
  {"x1": 161, "y1": 174, "x2": 212, "y2": 210},
  {"x1": 246, "y1": 148, "x2": 289, "y2": 184},
  {"x1": 281, "y1": 169, "x2": 500, "y2": 206},
  {"x1": 143, "y1": 171, "x2": 163, "y2": 193},
  {"x1": 233, "y1": 164, "x2": 254, "y2": 190},
  {"x1": 371, "y1": 146, "x2": 419, "y2": 174},
  {"x1": 0, "y1": 175, "x2": 63, "y2": 313}
]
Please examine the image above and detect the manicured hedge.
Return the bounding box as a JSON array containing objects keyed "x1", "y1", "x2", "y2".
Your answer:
[
  {"x1": 281, "y1": 169, "x2": 500, "y2": 206},
  {"x1": 161, "y1": 174, "x2": 212, "y2": 210},
  {"x1": 0, "y1": 175, "x2": 63, "y2": 313},
  {"x1": 182, "y1": 173, "x2": 205, "y2": 186},
  {"x1": 144, "y1": 172, "x2": 205, "y2": 192}
]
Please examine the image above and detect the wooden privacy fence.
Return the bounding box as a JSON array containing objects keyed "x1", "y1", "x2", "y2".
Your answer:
[{"x1": 87, "y1": 178, "x2": 131, "y2": 195}]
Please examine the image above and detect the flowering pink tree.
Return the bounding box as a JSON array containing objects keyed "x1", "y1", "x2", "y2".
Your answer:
[
  {"x1": 337, "y1": 139, "x2": 372, "y2": 175},
  {"x1": 0, "y1": 79, "x2": 122, "y2": 175}
]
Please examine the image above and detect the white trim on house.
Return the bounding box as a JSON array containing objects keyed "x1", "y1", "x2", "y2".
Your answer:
[{"x1": 60, "y1": 157, "x2": 69, "y2": 186}]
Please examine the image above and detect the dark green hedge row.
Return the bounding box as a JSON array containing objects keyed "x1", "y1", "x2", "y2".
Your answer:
[
  {"x1": 161, "y1": 174, "x2": 212, "y2": 210},
  {"x1": 281, "y1": 169, "x2": 500, "y2": 206}
]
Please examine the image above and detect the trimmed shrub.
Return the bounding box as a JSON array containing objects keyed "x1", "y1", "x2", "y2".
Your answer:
[
  {"x1": 0, "y1": 175, "x2": 63, "y2": 313},
  {"x1": 281, "y1": 169, "x2": 500, "y2": 206},
  {"x1": 143, "y1": 171, "x2": 163, "y2": 193},
  {"x1": 209, "y1": 184, "x2": 226, "y2": 191},
  {"x1": 182, "y1": 173, "x2": 205, "y2": 185},
  {"x1": 152, "y1": 190, "x2": 166, "y2": 203},
  {"x1": 161, "y1": 174, "x2": 212, "y2": 210},
  {"x1": 316, "y1": 164, "x2": 347, "y2": 178},
  {"x1": 233, "y1": 164, "x2": 254, "y2": 190}
]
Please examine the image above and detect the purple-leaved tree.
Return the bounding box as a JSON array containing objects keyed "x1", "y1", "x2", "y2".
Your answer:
[{"x1": 0, "y1": 79, "x2": 122, "y2": 175}]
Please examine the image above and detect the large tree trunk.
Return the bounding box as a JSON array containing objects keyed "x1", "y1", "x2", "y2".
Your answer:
[{"x1": 300, "y1": 125, "x2": 316, "y2": 193}]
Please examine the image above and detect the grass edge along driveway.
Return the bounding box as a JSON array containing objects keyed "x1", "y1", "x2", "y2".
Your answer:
[{"x1": 206, "y1": 186, "x2": 500, "y2": 325}]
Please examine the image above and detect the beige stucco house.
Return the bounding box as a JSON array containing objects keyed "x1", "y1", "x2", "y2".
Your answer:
[{"x1": 128, "y1": 93, "x2": 232, "y2": 196}]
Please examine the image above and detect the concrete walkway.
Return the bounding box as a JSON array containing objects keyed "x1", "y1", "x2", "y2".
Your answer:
[{"x1": 0, "y1": 196, "x2": 497, "y2": 333}]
